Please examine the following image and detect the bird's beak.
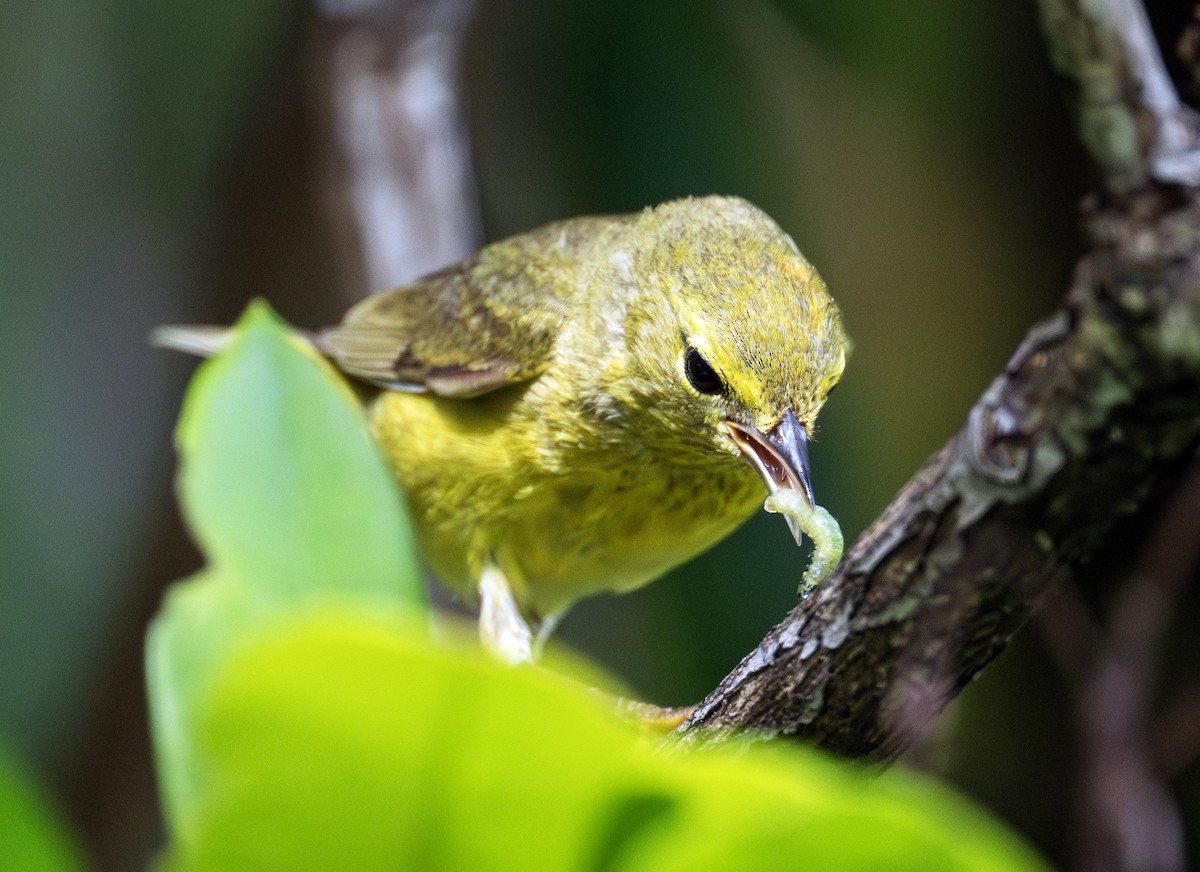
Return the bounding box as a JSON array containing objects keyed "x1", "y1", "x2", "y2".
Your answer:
[{"x1": 726, "y1": 410, "x2": 814, "y2": 546}]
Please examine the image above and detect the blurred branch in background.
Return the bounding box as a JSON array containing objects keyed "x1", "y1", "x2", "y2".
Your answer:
[
  {"x1": 1039, "y1": 457, "x2": 1200, "y2": 872},
  {"x1": 314, "y1": 0, "x2": 480, "y2": 298},
  {"x1": 1038, "y1": 0, "x2": 1200, "y2": 192}
]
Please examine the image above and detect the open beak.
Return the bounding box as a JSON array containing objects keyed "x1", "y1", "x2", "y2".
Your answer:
[{"x1": 726, "y1": 410, "x2": 814, "y2": 546}]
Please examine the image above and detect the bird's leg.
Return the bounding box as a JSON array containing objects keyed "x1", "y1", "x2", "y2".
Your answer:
[
  {"x1": 477, "y1": 560, "x2": 535, "y2": 664},
  {"x1": 531, "y1": 612, "x2": 561, "y2": 661}
]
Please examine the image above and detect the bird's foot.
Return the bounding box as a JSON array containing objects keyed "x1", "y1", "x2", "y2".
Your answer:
[
  {"x1": 478, "y1": 562, "x2": 535, "y2": 664},
  {"x1": 616, "y1": 699, "x2": 697, "y2": 734}
]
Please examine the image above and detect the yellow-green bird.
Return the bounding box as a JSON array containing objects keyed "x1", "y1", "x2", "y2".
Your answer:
[{"x1": 167, "y1": 195, "x2": 847, "y2": 663}]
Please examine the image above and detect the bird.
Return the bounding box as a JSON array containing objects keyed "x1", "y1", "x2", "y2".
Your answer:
[{"x1": 161, "y1": 195, "x2": 847, "y2": 663}]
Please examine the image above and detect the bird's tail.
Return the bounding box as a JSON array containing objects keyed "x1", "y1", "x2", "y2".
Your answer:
[
  {"x1": 152, "y1": 324, "x2": 323, "y2": 358},
  {"x1": 151, "y1": 325, "x2": 234, "y2": 358}
]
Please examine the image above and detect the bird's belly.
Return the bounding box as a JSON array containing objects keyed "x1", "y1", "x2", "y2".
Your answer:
[
  {"x1": 500, "y1": 468, "x2": 765, "y2": 616},
  {"x1": 369, "y1": 390, "x2": 765, "y2": 619}
]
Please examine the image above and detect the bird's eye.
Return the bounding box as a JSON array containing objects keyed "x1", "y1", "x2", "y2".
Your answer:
[{"x1": 684, "y1": 347, "x2": 724, "y2": 395}]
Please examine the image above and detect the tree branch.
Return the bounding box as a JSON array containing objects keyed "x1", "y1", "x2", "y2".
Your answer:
[
  {"x1": 1039, "y1": 0, "x2": 1200, "y2": 191},
  {"x1": 679, "y1": 0, "x2": 1200, "y2": 758}
]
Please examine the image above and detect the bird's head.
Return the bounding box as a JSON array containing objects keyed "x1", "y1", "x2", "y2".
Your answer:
[{"x1": 615, "y1": 196, "x2": 846, "y2": 528}]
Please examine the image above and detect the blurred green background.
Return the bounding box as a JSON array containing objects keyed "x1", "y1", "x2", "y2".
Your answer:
[{"x1": 2, "y1": 1, "x2": 1196, "y2": 869}]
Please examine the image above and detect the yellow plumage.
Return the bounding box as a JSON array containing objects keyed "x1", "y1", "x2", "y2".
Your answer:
[{"x1": 370, "y1": 388, "x2": 765, "y2": 620}]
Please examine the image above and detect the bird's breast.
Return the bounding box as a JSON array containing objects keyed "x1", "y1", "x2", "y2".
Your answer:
[{"x1": 368, "y1": 387, "x2": 765, "y2": 618}]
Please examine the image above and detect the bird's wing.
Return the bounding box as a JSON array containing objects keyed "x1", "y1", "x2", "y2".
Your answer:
[{"x1": 319, "y1": 218, "x2": 613, "y2": 398}]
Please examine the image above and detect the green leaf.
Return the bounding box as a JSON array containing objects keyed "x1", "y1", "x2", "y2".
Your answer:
[
  {"x1": 165, "y1": 608, "x2": 1050, "y2": 872},
  {"x1": 174, "y1": 300, "x2": 422, "y2": 606},
  {"x1": 149, "y1": 300, "x2": 426, "y2": 838},
  {"x1": 0, "y1": 740, "x2": 89, "y2": 872},
  {"x1": 147, "y1": 573, "x2": 254, "y2": 840}
]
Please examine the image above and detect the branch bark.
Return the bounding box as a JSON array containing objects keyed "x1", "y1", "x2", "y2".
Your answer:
[{"x1": 679, "y1": 0, "x2": 1200, "y2": 758}]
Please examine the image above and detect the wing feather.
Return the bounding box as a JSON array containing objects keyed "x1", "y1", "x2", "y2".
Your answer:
[{"x1": 319, "y1": 216, "x2": 619, "y2": 398}]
